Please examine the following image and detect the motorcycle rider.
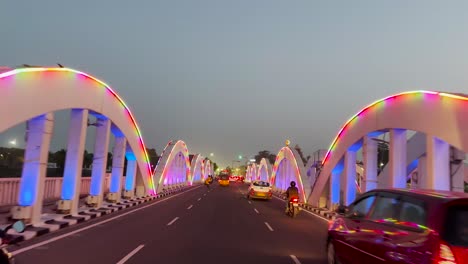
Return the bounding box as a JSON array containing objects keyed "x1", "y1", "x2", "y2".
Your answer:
[
  {"x1": 204, "y1": 175, "x2": 213, "y2": 189},
  {"x1": 284, "y1": 181, "x2": 299, "y2": 213}
]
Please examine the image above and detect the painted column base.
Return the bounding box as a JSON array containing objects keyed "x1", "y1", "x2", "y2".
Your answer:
[
  {"x1": 86, "y1": 195, "x2": 100, "y2": 207},
  {"x1": 10, "y1": 206, "x2": 32, "y2": 222},
  {"x1": 106, "y1": 192, "x2": 119, "y2": 203},
  {"x1": 57, "y1": 200, "x2": 72, "y2": 214},
  {"x1": 123, "y1": 190, "x2": 134, "y2": 199},
  {"x1": 136, "y1": 186, "x2": 145, "y2": 198}
]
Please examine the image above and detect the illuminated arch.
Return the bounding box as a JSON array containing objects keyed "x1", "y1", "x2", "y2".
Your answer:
[
  {"x1": 257, "y1": 158, "x2": 272, "y2": 183},
  {"x1": 249, "y1": 163, "x2": 258, "y2": 181},
  {"x1": 153, "y1": 140, "x2": 191, "y2": 193},
  {"x1": 190, "y1": 154, "x2": 205, "y2": 184},
  {"x1": 310, "y1": 91, "x2": 468, "y2": 204},
  {"x1": 245, "y1": 165, "x2": 252, "y2": 182},
  {"x1": 203, "y1": 159, "x2": 213, "y2": 180},
  {"x1": 271, "y1": 147, "x2": 308, "y2": 202},
  {"x1": 0, "y1": 67, "x2": 153, "y2": 193}
]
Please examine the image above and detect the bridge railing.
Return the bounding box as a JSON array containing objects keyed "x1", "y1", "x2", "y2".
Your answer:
[{"x1": 0, "y1": 174, "x2": 119, "y2": 206}]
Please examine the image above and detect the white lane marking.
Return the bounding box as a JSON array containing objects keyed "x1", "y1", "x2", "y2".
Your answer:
[
  {"x1": 198, "y1": 198, "x2": 202, "y2": 201},
  {"x1": 272, "y1": 196, "x2": 329, "y2": 222},
  {"x1": 187, "y1": 205, "x2": 193, "y2": 210},
  {"x1": 203, "y1": 193, "x2": 206, "y2": 196},
  {"x1": 11, "y1": 186, "x2": 202, "y2": 255},
  {"x1": 290, "y1": 255, "x2": 301, "y2": 264},
  {"x1": 248, "y1": 201, "x2": 251, "y2": 204},
  {"x1": 167, "y1": 217, "x2": 179, "y2": 226},
  {"x1": 117, "y1": 244, "x2": 145, "y2": 264},
  {"x1": 34, "y1": 246, "x2": 48, "y2": 250},
  {"x1": 254, "y1": 208, "x2": 259, "y2": 214},
  {"x1": 264, "y1": 222, "x2": 274, "y2": 231}
]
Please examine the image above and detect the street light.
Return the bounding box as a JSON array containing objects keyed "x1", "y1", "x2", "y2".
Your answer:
[
  {"x1": 9, "y1": 139, "x2": 16, "y2": 146},
  {"x1": 210, "y1": 153, "x2": 214, "y2": 157}
]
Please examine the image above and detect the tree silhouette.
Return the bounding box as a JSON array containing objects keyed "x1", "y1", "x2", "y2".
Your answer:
[{"x1": 254, "y1": 150, "x2": 276, "y2": 164}]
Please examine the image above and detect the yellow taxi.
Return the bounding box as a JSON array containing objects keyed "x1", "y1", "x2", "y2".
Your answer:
[{"x1": 218, "y1": 173, "x2": 230, "y2": 187}]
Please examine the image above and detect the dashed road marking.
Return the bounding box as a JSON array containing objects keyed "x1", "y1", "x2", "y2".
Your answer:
[
  {"x1": 290, "y1": 255, "x2": 301, "y2": 264},
  {"x1": 117, "y1": 244, "x2": 145, "y2": 264},
  {"x1": 167, "y1": 217, "x2": 179, "y2": 226},
  {"x1": 254, "y1": 208, "x2": 259, "y2": 214},
  {"x1": 264, "y1": 222, "x2": 274, "y2": 231},
  {"x1": 187, "y1": 205, "x2": 193, "y2": 210},
  {"x1": 198, "y1": 198, "x2": 202, "y2": 201}
]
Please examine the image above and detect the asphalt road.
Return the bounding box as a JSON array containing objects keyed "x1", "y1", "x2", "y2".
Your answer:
[{"x1": 11, "y1": 183, "x2": 329, "y2": 264}]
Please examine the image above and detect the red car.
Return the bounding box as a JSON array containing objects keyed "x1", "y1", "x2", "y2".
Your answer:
[{"x1": 327, "y1": 188, "x2": 468, "y2": 264}]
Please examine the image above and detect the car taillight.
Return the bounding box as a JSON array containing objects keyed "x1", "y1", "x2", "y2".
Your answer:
[
  {"x1": 433, "y1": 241, "x2": 457, "y2": 264},
  {"x1": 292, "y1": 198, "x2": 298, "y2": 202}
]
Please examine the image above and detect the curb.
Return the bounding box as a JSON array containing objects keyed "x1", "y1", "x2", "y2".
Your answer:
[
  {"x1": 271, "y1": 191, "x2": 336, "y2": 220},
  {"x1": 6, "y1": 186, "x2": 193, "y2": 243}
]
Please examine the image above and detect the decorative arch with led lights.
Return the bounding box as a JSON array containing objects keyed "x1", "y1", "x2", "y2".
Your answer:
[
  {"x1": 270, "y1": 147, "x2": 308, "y2": 202},
  {"x1": 310, "y1": 91, "x2": 468, "y2": 204},
  {"x1": 153, "y1": 140, "x2": 191, "y2": 193},
  {"x1": 0, "y1": 67, "x2": 154, "y2": 194}
]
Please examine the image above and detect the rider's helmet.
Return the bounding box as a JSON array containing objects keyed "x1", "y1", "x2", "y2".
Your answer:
[{"x1": 290, "y1": 181, "x2": 296, "y2": 187}]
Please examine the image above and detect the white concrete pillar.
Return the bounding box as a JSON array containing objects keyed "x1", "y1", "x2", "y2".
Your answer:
[
  {"x1": 123, "y1": 159, "x2": 137, "y2": 198},
  {"x1": 135, "y1": 170, "x2": 146, "y2": 197},
  {"x1": 59, "y1": 109, "x2": 88, "y2": 215},
  {"x1": 451, "y1": 148, "x2": 465, "y2": 192},
  {"x1": 87, "y1": 118, "x2": 111, "y2": 207},
  {"x1": 363, "y1": 136, "x2": 378, "y2": 191},
  {"x1": 14, "y1": 113, "x2": 54, "y2": 224},
  {"x1": 414, "y1": 155, "x2": 426, "y2": 189},
  {"x1": 107, "y1": 137, "x2": 126, "y2": 202},
  {"x1": 388, "y1": 129, "x2": 407, "y2": 188},
  {"x1": 328, "y1": 170, "x2": 340, "y2": 209},
  {"x1": 425, "y1": 136, "x2": 450, "y2": 190},
  {"x1": 343, "y1": 151, "x2": 357, "y2": 205}
]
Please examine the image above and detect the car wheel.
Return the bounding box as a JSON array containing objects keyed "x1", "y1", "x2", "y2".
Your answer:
[{"x1": 327, "y1": 241, "x2": 339, "y2": 264}]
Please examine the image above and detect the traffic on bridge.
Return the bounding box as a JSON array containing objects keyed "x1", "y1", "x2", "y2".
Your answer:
[{"x1": 2, "y1": 2, "x2": 468, "y2": 264}]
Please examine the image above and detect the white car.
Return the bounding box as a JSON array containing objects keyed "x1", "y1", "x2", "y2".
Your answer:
[{"x1": 247, "y1": 181, "x2": 272, "y2": 200}]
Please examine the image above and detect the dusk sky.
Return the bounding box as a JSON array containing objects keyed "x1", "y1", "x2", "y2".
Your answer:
[{"x1": 2, "y1": 1, "x2": 468, "y2": 167}]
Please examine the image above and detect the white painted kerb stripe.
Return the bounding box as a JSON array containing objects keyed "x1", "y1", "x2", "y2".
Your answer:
[{"x1": 117, "y1": 244, "x2": 145, "y2": 264}]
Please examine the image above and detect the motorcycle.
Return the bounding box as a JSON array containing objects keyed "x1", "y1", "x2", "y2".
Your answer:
[
  {"x1": 287, "y1": 197, "x2": 300, "y2": 218},
  {"x1": 0, "y1": 220, "x2": 26, "y2": 264}
]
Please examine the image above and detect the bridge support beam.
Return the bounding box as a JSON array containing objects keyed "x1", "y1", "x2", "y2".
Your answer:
[
  {"x1": 342, "y1": 151, "x2": 356, "y2": 205},
  {"x1": 451, "y1": 148, "x2": 465, "y2": 192},
  {"x1": 58, "y1": 109, "x2": 88, "y2": 215},
  {"x1": 107, "y1": 137, "x2": 126, "y2": 203},
  {"x1": 425, "y1": 136, "x2": 450, "y2": 190},
  {"x1": 12, "y1": 113, "x2": 54, "y2": 224},
  {"x1": 328, "y1": 169, "x2": 340, "y2": 210},
  {"x1": 123, "y1": 161, "x2": 137, "y2": 198},
  {"x1": 415, "y1": 155, "x2": 426, "y2": 189},
  {"x1": 363, "y1": 135, "x2": 378, "y2": 192},
  {"x1": 135, "y1": 170, "x2": 146, "y2": 197},
  {"x1": 388, "y1": 129, "x2": 407, "y2": 188},
  {"x1": 87, "y1": 118, "x2": 111, "y2": 208}
]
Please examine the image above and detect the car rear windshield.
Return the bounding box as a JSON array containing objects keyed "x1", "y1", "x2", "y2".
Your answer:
[
  {"x1": 253, "y1": 181, "x2": 269, "y2": 187},
  {"x1": 443, "y1": 205, "x2": 468, "y2": 247}
]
